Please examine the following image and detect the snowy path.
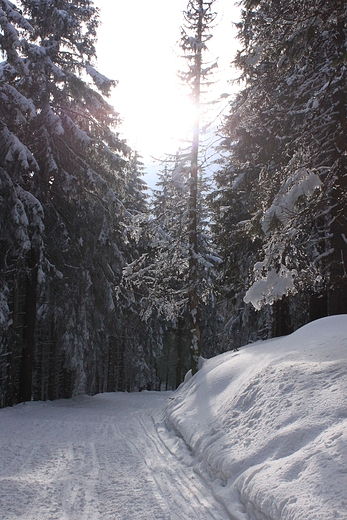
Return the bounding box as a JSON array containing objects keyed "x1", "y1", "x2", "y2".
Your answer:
[{"x1": 0, "y1": 392, "x2": 230, "y2": 520}]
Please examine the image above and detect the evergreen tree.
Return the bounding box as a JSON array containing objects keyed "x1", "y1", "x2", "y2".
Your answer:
[
  {"x1": 120, "y1": 147, "x2": 218, "y2": 383},
  {"x1": 0, "y1": 0, "x2": 136, "y2": 405},
  {"x1": 178, "y1": 0, "x2": 217, "y2": 373},
  {"x1": 214, "y1": 0, "x2": 347, "y2": 336},
  {"x1": 120, "y1": 1, "x2": 219, "y2": 377}
]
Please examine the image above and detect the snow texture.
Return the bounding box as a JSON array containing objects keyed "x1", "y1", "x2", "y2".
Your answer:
[
  {"x1": 1, "y1": 127, "x2": 39, "y2": 173},
  {"x1": 86, "y1": 64, "x2": 115, "y2": 96},
  {"x1": 244, "y1": 263, "x2": 297, "y2": 310},
  {"x1": 1, "y1": 316, "x2": 346, "y2": 519},
  {"x1": 0, "y1": 393, "x2": 228, "y2": 519},
  {"x1": 165, "y1": 315, "x2": 347, "y2": 520},
  {"x1": 262, "y1": 168, "x2": 322, "y2": 234}
]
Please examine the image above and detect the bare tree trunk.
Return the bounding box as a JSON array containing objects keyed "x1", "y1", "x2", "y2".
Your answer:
[
  {"x1": 18, "y1": 248, "x2": 39, "y2": 403},
  {"x1": 7, "y1": 261, "x2": 21, "y2": 406},
  {"x1": 188, "y1": 0, "x2": 203, "y2": 375},
  {"x1": 328, "y1": 68, "x2": 347, "y2": 315},
  {"x1": 107, "y1": 336, "x2": 116, "y2": 392},
  {"x1": 273, "y1": 296, "x2": 292, "y2": 338},
  {"x1": 175, "y1": 318, "x2": 184, "y2": 388},
  {"x1": 48, "y1": 320, "x2": 57, "y2": 401}
]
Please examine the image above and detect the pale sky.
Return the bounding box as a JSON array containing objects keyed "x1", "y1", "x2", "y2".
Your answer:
[{"x1": 93, "y1": 0, "x2": 240, "y2": 188}]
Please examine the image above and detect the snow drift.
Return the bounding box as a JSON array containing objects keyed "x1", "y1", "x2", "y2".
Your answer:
[{"x1": 164, "y1": 315, "x2": 347, "y2": 520}]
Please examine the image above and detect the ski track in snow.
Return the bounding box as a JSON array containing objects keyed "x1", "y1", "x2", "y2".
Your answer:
[{"x1": 0, "y1": 392, "x2": 231, "y2": 520}]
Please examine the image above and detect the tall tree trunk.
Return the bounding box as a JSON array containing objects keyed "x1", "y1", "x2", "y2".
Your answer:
[
  {"x1": 328, "y1": 66, "x2": 347, "y2": 314},
  {"x1": 18, "y1": 249, "x2": 39, "y2": 403},
  {"x1": 309, "y1": 291, "x2": 328, "y2": 322},
  {"x1": 48, "y1": 320, "x2": 57, "y2": 401},
  {"x1": 117, "y1": 339, "x2": 125, "y2": 392},
  {"x1": 273, "y1": 296, "x2": 291, "y2": 338},
  {"x1": 188, "y1": 0, "x2": 203, "y2": 375},
  {"x1": 175, "y1": 318, "x2": 184, "y2": 388},
  {"x1": 7, "y1": 261, "x2": 21, "y2": 406},
  {"x1": 107, "y1": 336, "x2": 116, "y2": 392}
]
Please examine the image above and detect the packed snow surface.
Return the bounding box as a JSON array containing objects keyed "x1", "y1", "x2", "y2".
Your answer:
[
  {"x1": 0, "y1": 392, "x2": 228, "y2": 519},
  {"x1": 165, "y1": 315, "x2": 347, "y2": 519},
  {"x1": 1, "y1": 316, "x2": 346, "y2": 519}
]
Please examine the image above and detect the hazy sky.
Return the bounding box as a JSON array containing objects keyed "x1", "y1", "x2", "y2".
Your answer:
[{"x1": 93, "y1": 0, "x2": 240, "y2": 187}]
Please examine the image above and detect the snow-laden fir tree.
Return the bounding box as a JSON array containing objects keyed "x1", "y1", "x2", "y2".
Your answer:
[
  {"x1": 0, "y1": 0, "x2": 144, "y2": 406},
  {"x1": 120, "y1": 0, "x2": 219, "y2": 378},
  {"x1": 178, "y1": 0, "x2": 217, "y2": 374},
  {"x1": 121, "y1": 150, "x2": 218, "y2": 383},
  {"x1": 213, "y1": 0, "x2": 347, "y2": 338}
]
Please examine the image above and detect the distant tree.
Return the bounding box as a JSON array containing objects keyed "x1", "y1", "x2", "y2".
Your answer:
[
  {"x1": 177, "y1": 0, "x2": 217, "y2": 373},
  {"x1": 120, "y1": 148, "x2": 218, "y2": 384},
  {"x1": 121, "y1": 158, "x2": 190, "y2": 323},
  {"x1": 124, "y1": 151, "x2": 148, "y2": 214},
  {"x1": 120, "y1": 1, "x2": 218, "y2": 377}
]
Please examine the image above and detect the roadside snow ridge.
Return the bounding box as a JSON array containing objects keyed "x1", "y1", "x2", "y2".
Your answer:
[{"x1": 165, "y1": 315, "x2": 347, "y2": 520}]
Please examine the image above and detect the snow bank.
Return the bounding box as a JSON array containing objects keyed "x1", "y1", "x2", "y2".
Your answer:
[{"x1": 164, "y1": 316, "x2": 347, "y2": 520}]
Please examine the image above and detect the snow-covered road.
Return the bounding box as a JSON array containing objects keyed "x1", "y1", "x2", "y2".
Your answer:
[{"x1": 0, "y1": 392, "x2": 230, "y2": 520}]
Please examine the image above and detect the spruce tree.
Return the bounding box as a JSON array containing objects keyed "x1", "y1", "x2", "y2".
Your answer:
[
  {"x1": 0, "y1": 0, "x2": 135, "y2": 405},
  {"x1": 214, "y1": 0, "x2": 347, "y2": 333},
  {"x1": 179, "y1": 0, "x2": 217, "y2": 374},
  {"x1": 120, "y1": 1, "x2": 218, "y2": 377}
]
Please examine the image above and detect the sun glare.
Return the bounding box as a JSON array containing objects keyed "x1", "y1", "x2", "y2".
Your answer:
[
  {"x1": 94, "y1": 0, "x2": 240, "y2": 188},
  {"x1": 94, "y1": 0, "x2": 198, "y2": 160},
  {"x1": 141, "y1": 92, "x2": 197, "y2": 157},
  {"x1": 110, "y1": 79, "x2": 198, "y2": 160}
]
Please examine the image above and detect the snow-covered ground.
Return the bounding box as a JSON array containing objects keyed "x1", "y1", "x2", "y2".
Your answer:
[
  {"x1": 0, "y1": 315, "x2": 346, "y2": 519},
  {"x1": 165, "y1": 315, "x2": 347, "y2": 519},
  {"x1": 0, "y1": 392, "x2": 228, "y2": 519}
]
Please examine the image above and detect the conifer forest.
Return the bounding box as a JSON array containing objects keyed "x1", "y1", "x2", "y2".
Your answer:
[{"x1": 0, "y1": 0, "x2": 346, "y2": 407}]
